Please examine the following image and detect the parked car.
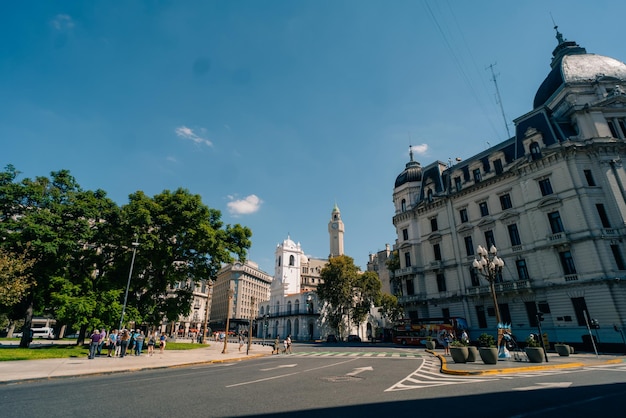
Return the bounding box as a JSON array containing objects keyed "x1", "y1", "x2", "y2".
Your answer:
[
  {"x1": 326, "y1": 334, "x2": 338, "y2": 343},
  {"x1": 31, "y1": 327, "x2": 55, "y2": 339},
  {"x1": 347, "y1": 334, "x2": 361, "y2": 342},
  {"x1": 13, "y1": 331, "x2": 23, "y2": 338}
]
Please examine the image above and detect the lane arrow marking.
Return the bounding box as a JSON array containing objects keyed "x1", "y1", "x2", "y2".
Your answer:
[
  {"x1": 260, "y1": 364, "x2": 298, "y2": 371},
  {"x1": 514, "y1": 382, "x2": 572, "y2": 391},
  {"x1": 346, "y1": 366, "x2": 374, "y2": 376}
]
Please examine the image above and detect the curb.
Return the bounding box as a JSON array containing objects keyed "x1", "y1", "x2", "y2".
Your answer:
[
  {"x1": 427, "y1": 350, "x2": 623, "y2": 376},
  {"x1": 0, "y1": 352, "x2": 272, "y2": 386}
]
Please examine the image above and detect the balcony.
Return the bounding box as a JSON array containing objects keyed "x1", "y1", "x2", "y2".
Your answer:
[
  {"x1": 547, "y1": 232, "x2": 568, "y2": 246},
  {"x1": 394, "y1": 266, "x2": 419, "y2": 277},
  {"x1": 466, "y1": 279, "x2": 532, "y2": 296},
  {"x1": 429, "y1": 260, "x2": 442, "y2": 269}
]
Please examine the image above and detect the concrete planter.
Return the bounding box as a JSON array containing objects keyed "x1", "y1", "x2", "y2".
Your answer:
[
  {"x1": 479, "y1": 347, "x2": 498, "y2": 364},
  {"x1": 450, "y1": 346, "x2": 469, "y2": 363},
  {"x1": 467, "y1": 346, "x2": 479, "y2": 362},
  {"x1": 425, "y1": 340, "x2": 437, "y2": 350},
  {"x1": 525, "y1": 347, "x2": 545, "y2": 363},
  {"x1": 555, "y1": 344, "x2": 570, "y2": 356}
]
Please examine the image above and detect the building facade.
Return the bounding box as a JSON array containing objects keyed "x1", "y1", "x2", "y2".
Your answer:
[
  {"x1": 211, "y1": 260, "x2": 272, "y2": 335},
  {"x1": 390, "y1": 30, "x2": 626, "y2": 349},
  {"x1": 256, "y1": 205, "x2": 348, "y2": 341}
]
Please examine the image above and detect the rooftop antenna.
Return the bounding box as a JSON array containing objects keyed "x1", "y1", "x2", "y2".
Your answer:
[
  {"x1": 487, "y1": 62, "x2": 511, "y2": 139},
  {"x1": 550, "y1": 13, "x2": 565, "y2": 44}
]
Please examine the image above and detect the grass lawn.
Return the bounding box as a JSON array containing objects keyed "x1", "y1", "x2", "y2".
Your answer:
[{"x1": 0, "y1": 341, "x2": 206, "y2": 361}]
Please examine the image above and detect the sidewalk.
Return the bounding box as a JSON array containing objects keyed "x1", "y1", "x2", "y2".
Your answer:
[
  {"x1": 2, "y1": 343, "x2": 623, "y2": 384},
  {"x1": 430, "y1": 349, "x2": 624, "y2": 375},
  {"x1": 0, "y1": 341, "x2": 274, "y2": 385}
]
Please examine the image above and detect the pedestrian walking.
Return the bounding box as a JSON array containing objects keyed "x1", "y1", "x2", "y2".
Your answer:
[
  {"x1": 107, "y1": 330, "x2": 118, "y2": 357},
  {"x1": 147, "y1": 332, "x2": 156, "y2": 356},
  {"x1": 97, "y1": 329, "x2": 107, "y2": 356},
  {"x1": 88, "y1": 329, "x2": 102, "y2": 359},
  {"x1": 238, "y1": 334, "x2": 244, "y2": 352},
  {"x1": 120, "y1": 329, "x2": 130, "y2": 358},
  {"x1": 273, "y1": 335, "x2": 280, "y2": 355},
  {"x1": 134, "y1": 331, "x2": 145, "y2": 356},
  {"x1": 286, "y1": 335, "x2": 292, "y2": 354},
  {"x1": 159, "y1": 333, "x2": 167, "y2": 354}
]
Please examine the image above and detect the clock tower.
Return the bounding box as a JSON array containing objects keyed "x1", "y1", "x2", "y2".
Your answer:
[{"x1": 328, "y1": 203, "x2": 345, "y2": 258}]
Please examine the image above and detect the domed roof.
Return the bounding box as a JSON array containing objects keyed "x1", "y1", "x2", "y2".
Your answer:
[
  {"x1": 534, "y1": 30, "x2": 626, "y2": 108},
  {"x1": 300, "y1": 254, "x2": 309, "y2": 264},
  {"x1": 395, "y1": 147, "x2": 422, "y2": 188}
]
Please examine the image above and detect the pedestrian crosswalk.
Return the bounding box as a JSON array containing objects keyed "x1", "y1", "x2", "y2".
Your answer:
[
  {"x1": 384, "y1": 356, "x2": 604, "y2": 392},
  {"x1": 286, "y1": 351, "x2": 425, "y2": 358}
]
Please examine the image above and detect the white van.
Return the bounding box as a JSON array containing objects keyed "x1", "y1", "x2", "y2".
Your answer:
[{"x1": 31, "y1": 327, "x2": 55, "y2": 339}]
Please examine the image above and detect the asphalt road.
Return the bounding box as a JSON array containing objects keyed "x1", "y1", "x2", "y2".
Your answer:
[{"x1": 2, "y1": 344, "x2": 625, "y2": 417}]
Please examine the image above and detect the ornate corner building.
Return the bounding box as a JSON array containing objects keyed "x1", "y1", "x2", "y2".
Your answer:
[{"x1": 391, "y1": 29, "x2": 626, "y2": 348}]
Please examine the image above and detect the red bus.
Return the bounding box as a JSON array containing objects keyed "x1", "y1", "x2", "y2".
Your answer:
[{"x1": 392, "y1": 317, "x2": 468, "y2": 346}]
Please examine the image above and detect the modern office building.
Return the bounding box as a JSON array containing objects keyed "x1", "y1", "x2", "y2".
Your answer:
[
  {"x1": 210, "y1": 260, "x2": 273, "y2": 335},
  {"x1": 390, "y1": 29, "x2": 626, "y2": 349}
]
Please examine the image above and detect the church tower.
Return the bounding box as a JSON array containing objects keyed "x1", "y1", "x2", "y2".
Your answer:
[
  {"x1": 328, "y1": 204, "x2": 345, "y2": 258},
  {"x1": 272, "y1": 236, "x2": 303, "y2": 297}
]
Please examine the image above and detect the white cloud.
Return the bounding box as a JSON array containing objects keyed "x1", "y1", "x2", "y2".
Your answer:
[
  {"x1": 175, "y1": 125, "x2": 213, "y2": 147},
  {"x1": 51, "y1": 14, "x2": 75, "y2": 31},
  {"x1": 227, "y1": 194, "x2": 262, "y2": 216},
  {"x1": 412, "y1": 144, "x2": 428, "y2": 155}
]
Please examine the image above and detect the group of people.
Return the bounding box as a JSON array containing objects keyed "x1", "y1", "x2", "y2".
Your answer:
[
  {"x1": 440, "y1": 329, "x2": 469, "y2": 355},
  {"x1": 88, "y1": 328, "x2": 167, "y2": 359},
  {"x1": 272, "y1": 335, "x2": 292, "y2": 354}
]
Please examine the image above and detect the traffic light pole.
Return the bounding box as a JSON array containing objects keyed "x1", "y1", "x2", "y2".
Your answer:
[
  {"x1": 584, "y1": 311, "x2": 599, "y2": 358},
  {"x1": 536, "y1": 313, "x2": 549, "y2": 363}
]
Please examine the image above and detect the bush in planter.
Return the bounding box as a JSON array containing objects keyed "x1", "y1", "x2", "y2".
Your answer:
[
  {"x1": 525, "y1": 335, "x2": 545, "y2": 363},
  {"x1": 449, "y1": 340, "x2": 469, "y2": 363},
  {"x1": 478, "y1": 333, "x2": 495, "y2": 348},
  {"x1": 477, "y1": 333, "x2": 498, "y2": 364}
]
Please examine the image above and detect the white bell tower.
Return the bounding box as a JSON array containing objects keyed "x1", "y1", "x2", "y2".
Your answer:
[{"x1": 328, "y1": 204, "x2": 345, "y2": 258}]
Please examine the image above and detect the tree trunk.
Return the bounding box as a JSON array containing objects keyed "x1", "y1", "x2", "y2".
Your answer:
[
  {"x1": 19, "y1": 297, "x2": 34, "y2": 348},
  {"x1": 77, "y1": 323, "x2": 88, "y2": 346}
]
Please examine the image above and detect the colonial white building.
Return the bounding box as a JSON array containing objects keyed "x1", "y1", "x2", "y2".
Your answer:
[
  {"x1": 256, "y1": 205, "x2": 348, "y2": 341},
  {"x1": 390, "y1": 29, "x2": 626, "y2": 351}
]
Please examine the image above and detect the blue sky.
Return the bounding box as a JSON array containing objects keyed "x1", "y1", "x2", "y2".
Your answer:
[{"x1": 3, "y1": 1, "x2": 626, "y2": 275}]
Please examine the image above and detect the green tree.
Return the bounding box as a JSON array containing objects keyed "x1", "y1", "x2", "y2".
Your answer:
[
  {"x1": 350, "y1": 271, "x2": 382, "y2": 329},
  {"x1": 0, "y1": 168, "x2": 122, "y2": 346},
  {"x1": 0, "y1": 248, "x2": 34, "y2": 307},
  {"x1": 378, "y1": 293, "x2": 403, "y2": 324},
  {"x1": 385, "y1": 250, "x2": 401, "y2": 296},
  {"x1": 318, "y1": 255, "x2": 382, "y2": 338},
  {"x1": 119, "y1": 188, "x2": 252, "y2": 328}
]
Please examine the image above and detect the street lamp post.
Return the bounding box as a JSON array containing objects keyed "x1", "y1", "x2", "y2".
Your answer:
[
  {"x1": 119, "y1": 238, "x2": 139, "y2": 331},
  {"x1": 263, "y1": 314, "x2": 268, "y2": 345},
  {"x1": 247, "y1": 297, "x2": 255, "y2": 355},
  {"x1": 222, "y1": 287, "x2": 234, "y2": 354},
  {"x1": 201, "y1": 280, "x2": 213, "y2": 344},
  {"x1": 472, "y1": 245, "x2": 505, "y2": 352}
]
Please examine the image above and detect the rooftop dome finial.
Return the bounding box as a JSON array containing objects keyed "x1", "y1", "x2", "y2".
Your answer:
[
  {"x1": 409, "y1": 145, "x2": 414, "y2": 162},
  {"x1": 554, "y1": 25, "x2": 565, "y2": 45}
]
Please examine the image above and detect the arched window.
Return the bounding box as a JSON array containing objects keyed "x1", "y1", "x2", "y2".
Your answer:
[
  {"x1": 530, "y1": 142, "x2": 542, "y2": 160},
  {"x1": 295, "y1": 299, "x2": 300, "y2": 314},
  {"x1": 401, "y1": 199, "x2": 407, "y2": 212},
  {"x1": 287, "y1": 301, "x2": 292, "y2": 315},
  {"x1": 427, "y1": 189, "x2": 433, "y2": 202},
  {"x1": 275, "y1": 301, "x2": 280, "y2": 315},
  {"x1": 289, "y1": 255, "x2": 295, "y2": 266},
  {"x1": 278, "y1": 256, "x2": 281, "y2": 267},
  {"x1": 260, "y1": 306, "x2": 265, "y2": 315}
]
